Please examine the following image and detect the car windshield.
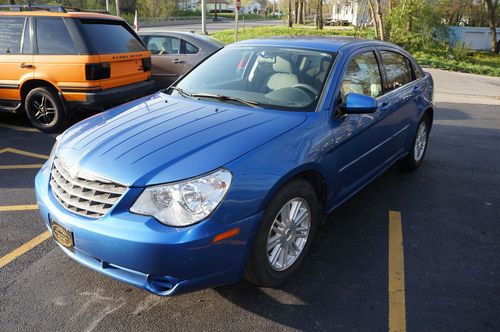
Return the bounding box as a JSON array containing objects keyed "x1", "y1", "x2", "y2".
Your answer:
[{"x1": 171, "y1": 46, "x2": 336, "y2": 112}]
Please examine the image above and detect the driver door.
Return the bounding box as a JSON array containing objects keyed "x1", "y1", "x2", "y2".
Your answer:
[{"x1": 331, "y1": 50, "x2": 391, "y2": 202}]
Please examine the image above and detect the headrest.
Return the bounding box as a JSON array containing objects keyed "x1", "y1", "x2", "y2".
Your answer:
[{"x1": 273, "y1": 56, "x2": 293, "y2": 74}]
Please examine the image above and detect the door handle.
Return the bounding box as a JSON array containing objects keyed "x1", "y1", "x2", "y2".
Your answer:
[
  {"x1": 379, "y1": 102, "x2": 392, "y2": 111},
  {"x1": 413, "y1": 86, "x2": 422, "y2": 93},
  {"x1": 20, "y1": 63, "x2": 33, "y2": 69},
  {"x1": 172, "y1": 59, "x2": 185, "y2": 64}
]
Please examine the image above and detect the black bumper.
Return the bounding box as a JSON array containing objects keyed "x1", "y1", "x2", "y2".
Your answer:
[{"x1": 66, "y1": 79, "x2": 156, "y2": 110}]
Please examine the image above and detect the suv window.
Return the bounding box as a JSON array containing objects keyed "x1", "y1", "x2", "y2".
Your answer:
[
  {"x1": 80, "y1": 19, "x2": 146, "y2": 54},
  {"x1": 36, "y1": 18, "x2": 77, "y2": 55},
  {"x1": 183, "y1": 40, "x2": 199, "y2": 54},
  {"x1": 341, "y1": 51, "x2": 383, "y2": 99},
  {"x1": 146, "y1": 36, "x2": 180, "y2": 55},
  {"x1": 0, "y1": 17, "x2": 25, "y2": 54},
  {"x1": 381, "y1": 51, "x2": 413, "y2": 90}
]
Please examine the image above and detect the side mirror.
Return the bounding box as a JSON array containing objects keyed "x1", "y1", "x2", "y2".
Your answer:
[{"x1": 343, "y1": 93, "x2": 377, "y2": 114}]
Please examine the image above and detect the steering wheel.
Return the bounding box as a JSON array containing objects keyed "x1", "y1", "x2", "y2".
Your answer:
[{"x1": 291, "y1": 83, "x2": 319, "y2": 98}]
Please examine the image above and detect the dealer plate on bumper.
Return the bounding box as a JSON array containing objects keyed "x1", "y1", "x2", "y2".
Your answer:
[{"x1": 51, "y1": 219, "x2": 74, "y2": 249}]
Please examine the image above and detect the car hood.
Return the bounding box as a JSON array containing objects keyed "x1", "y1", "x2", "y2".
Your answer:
[{"x1": 56, "y1": 93, "x2": 308, "y2": 187}]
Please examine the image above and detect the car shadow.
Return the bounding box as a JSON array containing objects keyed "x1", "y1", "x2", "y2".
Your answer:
[{"x1": 212, "y1": 167, "x2": 405, "y2": 330}]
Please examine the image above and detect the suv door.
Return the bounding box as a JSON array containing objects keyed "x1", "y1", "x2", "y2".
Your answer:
[
  {"x1": 0, "y1": 16, "x2": 33, "y2": 110},
  {"x1": 331, "y1": 49, "x2": 405, "y2": 202},
  {"x1": 145, "y1": 35, "x2": 186, "y2": 88}
]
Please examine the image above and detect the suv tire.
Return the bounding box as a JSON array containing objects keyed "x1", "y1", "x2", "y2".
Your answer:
[{"x1": 25, "y1": 87, "x2": 66, "y2": 133}]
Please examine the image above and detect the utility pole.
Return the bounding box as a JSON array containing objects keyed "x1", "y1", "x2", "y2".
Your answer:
[
  {"x1": 115, "y1": 0, "x2": 120, "y2": 17},
  {"x1": 201, "y1": 0, "x2": 207, "y2": 34},
  {"x1": 214, "y1": 0, "x2": 217, "y2": 20}
]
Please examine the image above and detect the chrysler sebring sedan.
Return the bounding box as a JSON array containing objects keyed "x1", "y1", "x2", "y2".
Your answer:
[{"x1": 35, "y1": 37, "x2": 434, "y2": 296}]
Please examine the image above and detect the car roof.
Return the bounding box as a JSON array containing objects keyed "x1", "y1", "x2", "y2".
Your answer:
[
  {"x1": 229, "y1": 36, "x2": 395, "y2": 53},
  {"x1": 0, "y1": 10, "x2": 123, "y2": 20}
]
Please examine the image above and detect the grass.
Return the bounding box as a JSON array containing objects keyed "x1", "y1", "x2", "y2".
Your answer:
[
  {"x1": 210, "y1": 26, "x2": 500, "y2": 77},
  {"x1": 413, "y1": 50, "x2": 500, "y2": 77}
]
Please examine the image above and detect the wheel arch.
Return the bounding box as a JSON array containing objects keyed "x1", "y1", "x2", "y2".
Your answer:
[
  {"x1": 20, "y1": 79, "x2": 60, "y2": 101},
  {"x1": 259, "y1": 164, "x2": 328, "y2": 218}
]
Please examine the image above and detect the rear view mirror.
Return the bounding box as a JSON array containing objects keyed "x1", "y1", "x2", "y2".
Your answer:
[{"x1": 343, "y1": 93, "x2": 377, "y2": 114}]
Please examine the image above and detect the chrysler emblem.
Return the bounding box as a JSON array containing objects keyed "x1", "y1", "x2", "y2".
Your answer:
[{"x1": 69, "y1": 166, "x2": 79, "y2": 179}]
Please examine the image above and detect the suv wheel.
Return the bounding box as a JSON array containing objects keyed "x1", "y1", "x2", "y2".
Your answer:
[
  {"x1": 245, "y1": 179, "x2": 319, "y2": 286},
  {"x1": 25, "y1": 87, "x2": 66, "y2": 133}
]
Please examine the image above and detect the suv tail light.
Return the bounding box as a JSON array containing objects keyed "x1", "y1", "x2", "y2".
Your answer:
[
  {"x1": 142, "y1": 57, "x2": 151, "y2": 72},
  {"x1": 85, "y1": 63, "x2": 110, "y2": 80}
]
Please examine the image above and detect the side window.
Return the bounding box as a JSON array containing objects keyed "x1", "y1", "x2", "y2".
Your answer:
[
  {"x1": 146, "y1": 36, "x2": 180, "y2": 55},
  {"x1": 413, "y1": 63, "x2": 424, "y2": 79},
  {"x1": 341, "y1": 51, "x2": 383, "y2": 99},
  {"x1": 183, "y1": 40, "x2": 199, "y2": 55},
  {"x1": 36, "y1": 18, "x2": 77, "y2": 54},
  {"x1": 0, "y1": 17, "x2": 25, "y2": 54},
  {"x1": 381, "y1": 51, "x2": 413, "y2": 90}
]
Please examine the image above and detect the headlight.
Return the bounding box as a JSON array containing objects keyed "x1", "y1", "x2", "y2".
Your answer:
[{"x1": 130, "y1": 169, "x2": 232, "y2": 227}]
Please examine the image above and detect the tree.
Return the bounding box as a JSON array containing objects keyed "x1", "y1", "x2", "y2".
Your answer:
[
  {"x1": 368, "y1": 0, "x2": 386, "y2": 40},
  {"x1": 8, "y1": 0, "x2": 15, "y2": 4},
  {"x1": 485, "y1": 0, "x2": 499, "y2": 53},
  {"x1": 288, "y1": 0, "x2": 292, "y2": 27}
]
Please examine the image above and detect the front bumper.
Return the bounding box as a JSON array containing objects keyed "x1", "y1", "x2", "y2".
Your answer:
[
  {"x1": 66, "y1": 79, "x2": 156, "y2": 111},
  {"x1": 35, "y1": 162, "x2": 261, "y2": 296}
]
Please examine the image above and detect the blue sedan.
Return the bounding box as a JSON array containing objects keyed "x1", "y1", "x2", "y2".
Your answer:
[{"x1": 35, "y1": 37, "x2": 434, "y2": 296}]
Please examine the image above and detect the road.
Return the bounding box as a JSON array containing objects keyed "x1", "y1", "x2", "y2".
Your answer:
[
  {"x1": 0, "y1": 101, "x2": 499, "y2": 331},
  {"x1": 140, "y1": 19, "x2": 283, "y2": 33}
]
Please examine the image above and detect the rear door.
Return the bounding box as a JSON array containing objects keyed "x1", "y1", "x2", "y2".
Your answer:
[
  {"x1": 378, "y1": 49, "x2": 420, "y2": 152},
  {"x1": 144, "y1": 35, "x2": 186, "y2": 88},
  {"x1": 0, "y1": 16, "x2": 33, "y2": 106},
  {"x1": 78, "y1": 19, "x2": 151, "y2": 90}
]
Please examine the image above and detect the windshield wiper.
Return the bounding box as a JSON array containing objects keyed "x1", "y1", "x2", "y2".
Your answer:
[
  {"x1": 168, "y1": 86, "x2": 193, "y2": 98},
  {"x1": 190, "y1": 93, "x2": 262, "y2": 109}
]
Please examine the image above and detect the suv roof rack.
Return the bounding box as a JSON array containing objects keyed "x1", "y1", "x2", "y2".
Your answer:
[{"x1": 0, "y1": 4, "x2": 110, "y2": 14}]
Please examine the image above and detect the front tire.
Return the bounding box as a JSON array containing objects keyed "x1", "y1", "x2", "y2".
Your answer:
[
  {"x1": 25, "y1": 87, "x2": 66, "y2": 133},
  {"x1": 399, "y1": 114, "x2": 430, "y2": 172},
  {"x1": 245, "y1": 179, "x2": 319, "y2": 287}
]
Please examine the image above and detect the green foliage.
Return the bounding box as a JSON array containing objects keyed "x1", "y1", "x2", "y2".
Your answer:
[{"x1": 211, "y1": 26, "x2": 375, "y2": 44}]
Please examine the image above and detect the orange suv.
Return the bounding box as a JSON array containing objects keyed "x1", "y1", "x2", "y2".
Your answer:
[{"x1": 0, "y1": 5, "x2": 154, "y2": 132}]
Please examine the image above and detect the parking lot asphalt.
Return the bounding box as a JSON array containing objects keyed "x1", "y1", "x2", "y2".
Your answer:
[{"x1": 0, "y1": 102, "x2": 499, "y2": 331}]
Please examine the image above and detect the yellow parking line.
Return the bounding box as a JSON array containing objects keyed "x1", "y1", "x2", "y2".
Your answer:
[
  {"x1": 0, "y1": 231, "x2": 51, "y2": 269},
  {"x1": 0, "y1": 205, "x2": 39, "y2": 212},
  {"x1": 388, "y1": 211, "x2": 406, "y2": 332},
  {"x1": 0, "y1": 164, "x2": 44, "y2": 170},
  {"x1": 0, "y1": 147, "x2": 48, "y2": 160}
]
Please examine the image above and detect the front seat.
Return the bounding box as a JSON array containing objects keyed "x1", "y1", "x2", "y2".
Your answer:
[{"x1": 266, "y1": 57, "x2": 299, "y2": 91}]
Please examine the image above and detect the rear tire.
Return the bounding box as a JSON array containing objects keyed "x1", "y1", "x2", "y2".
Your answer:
[
  {"x1": 399, "y1": 114, "x2": 430, "y2": 172},
  {"x1": 245, "y1": 179, "x2": 319, "y2": 287},
  {"x1": 25, "y1": 87, "x2": 66, "y2": 133}
]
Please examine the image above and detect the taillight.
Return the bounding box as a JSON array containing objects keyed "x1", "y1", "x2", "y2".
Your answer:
[
  {"x1": 142, "y1": 57, "x2": 151, "y2": 72},
  {"x1": 85, "y1": 63, "x2": 110, "y2": 80}
]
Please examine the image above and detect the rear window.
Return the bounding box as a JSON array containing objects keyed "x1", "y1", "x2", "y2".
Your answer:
[
  {"x1": 36, "y1": 18, "x2": 77, "y2": 55},
  {"x1": 80, "y1": 19, "x2": 146, "y2": 54}
]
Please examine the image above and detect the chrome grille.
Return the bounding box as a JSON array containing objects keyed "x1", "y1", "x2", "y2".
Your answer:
[{"x1": 50, "y1": 158, "x2": 126, "y2": 218}]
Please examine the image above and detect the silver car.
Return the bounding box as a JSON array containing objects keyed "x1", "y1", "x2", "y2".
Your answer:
[{"x1": 139, "y1": 31, "x2": 224, "y2": 88}]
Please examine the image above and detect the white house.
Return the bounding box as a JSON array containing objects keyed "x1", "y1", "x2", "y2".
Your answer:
[
  {"x1": 242, "y1": 1, "x2": 262, "y2": 14},
  {"x1": 331, "y1": 0, "x2": 370, "y2": 26}
]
